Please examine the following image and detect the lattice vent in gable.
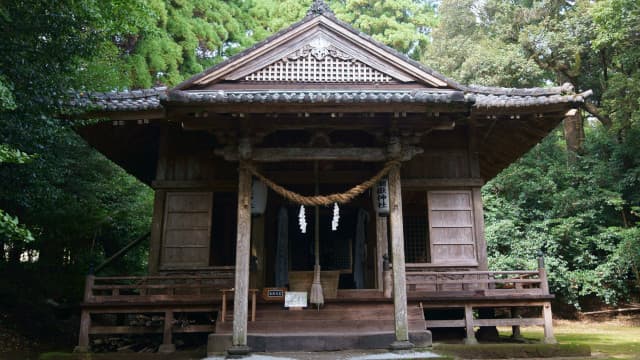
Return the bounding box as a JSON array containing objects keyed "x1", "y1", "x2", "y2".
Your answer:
[{"x1": 243, "y1": 38, "x2": 394, "y2": 83}]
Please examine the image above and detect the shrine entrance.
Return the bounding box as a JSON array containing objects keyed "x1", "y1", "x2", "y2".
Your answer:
[{"x1": 264, "y1": 184, "x2": 379, "y2": 292}]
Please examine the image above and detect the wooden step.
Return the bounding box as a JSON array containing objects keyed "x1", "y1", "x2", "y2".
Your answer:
[
  {"x1": 222, "y1": 305, "x2": 424, "y2": 321},
  {"x1": 208, "y1": 331, "x2": 432, "y2": 352},
  {"x1": 211, "y1": 301, "x2": 431, "y2": 351},
  {"x1": 216, "y1": 319, "x2": 427, "y2": 334}
]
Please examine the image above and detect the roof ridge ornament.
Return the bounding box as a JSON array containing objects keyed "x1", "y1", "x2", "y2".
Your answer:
[{"x1": 307, "y1": 0, "x2": 334, "y2": 17}]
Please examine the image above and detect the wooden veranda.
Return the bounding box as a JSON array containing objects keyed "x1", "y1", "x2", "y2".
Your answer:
[{"x1": 78, "y1": 264, "x2": 555, "y2": 352}]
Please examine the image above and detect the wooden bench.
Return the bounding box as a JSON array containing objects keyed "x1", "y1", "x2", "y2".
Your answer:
[{"x1": 219, "y1": 288, "x2": 258, "y2": 323}]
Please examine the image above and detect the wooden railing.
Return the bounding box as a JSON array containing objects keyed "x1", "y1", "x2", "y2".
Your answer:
[
  {"x1": 405, "y1": 266, "x2": 550, "y2": 296},
  {"x1": 83, "y1": 267, "x2": 235, "y2": 303}
]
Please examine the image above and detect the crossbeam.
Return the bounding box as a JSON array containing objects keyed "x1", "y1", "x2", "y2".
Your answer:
[{"x1": 214, "y1": 146, "x2": 423, "y2": 162}]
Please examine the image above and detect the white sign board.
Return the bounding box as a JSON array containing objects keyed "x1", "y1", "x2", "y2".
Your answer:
[
  {"x1": 373, "y1": 178, "x2": 390, "y2": 215},
  {"x1": 284, "y1": 291, "x2": 307, "y2": 308}
]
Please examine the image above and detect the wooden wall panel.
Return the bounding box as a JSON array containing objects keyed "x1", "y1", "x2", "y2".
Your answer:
[
  {"x1": 427, "y1": 190, "x2": 477, "y2": 266},
  {"x1": 155, "y1": 126, "x2": 218, "y2": 182},
  {"x1": 165, "y1": 212, "x2": 210, "y2": 228},
  {"x1": 429, "y1": 211, "x2": 473, "y2": 227},
  {"x1": 432, "y1": 244, "x2": 476, "y2": 262},
  {"x1": 164, "y1": 230, "x2": 210, "y2": 246},
  {"x1": 402, "y1": 150, "x2": 470, "y2": 179},
  {"x1": 430, "y1": 228, "x2": 474, "y2": 244},
  {"x1": 161, "y1": 192, "x2": 213, "y2": 269}
]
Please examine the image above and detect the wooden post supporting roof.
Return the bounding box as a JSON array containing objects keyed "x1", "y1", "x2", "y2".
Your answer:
[
  {"x1": 376, "y1": 214, "x2": 389, "y2": 291},
  {"x1": 388, "y1": 161, "x2": 413, "y2": 350},
  {"x1": 228, "y1": 139, "x2": 253, "y2": 356}
]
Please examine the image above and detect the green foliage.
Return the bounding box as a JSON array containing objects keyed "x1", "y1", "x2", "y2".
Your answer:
[
  {"x1": 591, "y1": 0, "x2": 640, "y2": 131},
  {"x1": 483, "y1": 127, "x2": 640, "y2": 307},
  {"x1": 333, "y1": 0, "x2": 437, "y2": 58},
  {"x1": 0, "y1": 3, "x2": 153, "y2": 341},
  {"x1": 425, "y1": 0, "x2": 545, "y2": 87},
  {"x1": 0, "y1": 144, "x2": 35, "y2": 247},
  {"x1": 0, "y1": 144, "x2": 34, "y2": 164},
  {"x1": 0, "y1": 77, "x2": 16, "y2": 111},
  {"x1": 430, "y1": 0, "x2": 640, "y2": 309},
  {"x1": 0, "y1": 209, "x2": 34, "y2": 245}
]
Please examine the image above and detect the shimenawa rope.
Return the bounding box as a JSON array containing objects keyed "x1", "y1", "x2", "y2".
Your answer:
[{"x1": 240, "y1": 160, "x2": 400, "y2": 207}]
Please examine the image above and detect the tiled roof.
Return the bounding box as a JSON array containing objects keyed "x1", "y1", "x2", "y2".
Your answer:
[
  {"x1": 466, "y1": 83, "x2": 591, "y2": 109},
  {"x1": 166, "y1": 90, "x2": 469, "y2": 105},
  {"x1": 68, "y1": 87, "x2": 166, "y2": 111},
  {"x1": 69, "y1": 84, "x2": 591, "y2": 113}
]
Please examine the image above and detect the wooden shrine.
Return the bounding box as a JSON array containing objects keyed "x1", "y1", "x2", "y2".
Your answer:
[{"x1": 69, "y1": 0, "x2": 591, "y2": 355}]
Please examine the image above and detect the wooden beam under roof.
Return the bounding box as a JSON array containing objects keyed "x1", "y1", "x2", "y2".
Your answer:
[{"x1": 214, "y1": 146, "x2": 424, "y2": 162}]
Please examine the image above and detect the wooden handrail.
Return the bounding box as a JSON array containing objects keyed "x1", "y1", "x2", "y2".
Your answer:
[
  {"x1": 403, "y1": 270, "x2": 541, "y2": 276},
  {"x1": 404, "y1": 268, "x2": 551, "y2": 295},
  {"x1": 94, "y1": 273, "x2": 234, "y2": 281},
  {"x1": 84, "y1": 272, "x2": 237, "y2": 303},
  {"x1": 94, "y1": 232, "x2": 150, "y2": 274},
  {"x1": 406, "y1": 278, "x2": 542, "y2": 285}
]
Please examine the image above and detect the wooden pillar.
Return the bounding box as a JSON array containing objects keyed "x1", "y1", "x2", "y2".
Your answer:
[
  {"x1": 511, "y1": 307, "x2": 522, "y2": 339},
  {"x1": 158, "y1": 311, "x2": 176, "y2": 353},
  {"x1": 148, "y1": 190, "x2": 166, "y2": 274},
  {"x1": 539, "y1": 256, "x2": 550, "y2": 295},
  {"x1": 75, "y1": 310, "x2": 91, "y2": 352},
  {"x1": 376, "y1": 214, "x2": 389, "y2": 291},
  {"x1": 74, "y1": 275, "x2": 94, "y2": 353},
  {"x1": 542, "y1": 302, "x2": 557, "y2": 344},
  {"x1": 250, "y1": 216, "x2": 265, "y2": 290},
  {"x1": 228, "y1": 158, "x2": 252, "y2": 356},
  {"x1": 464, "y1": 304, "x2": 478, "y2": 345},
  {"x1": 472, "y1": 188, "x2": 488, "y2": 271},
  {"x1": 468, "y1": 121, "x2": 488, "y2": 271},
  {"x1": 388, "y1": 164, "x2": 413, "y2": 350}
]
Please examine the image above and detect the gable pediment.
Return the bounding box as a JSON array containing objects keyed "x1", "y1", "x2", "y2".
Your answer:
[
  {"x1": 176, "y1": 15, "x2": 456, "y2": 90},
  {"x1": 239, "y1": 35, "x2": 399, "y2": 83}
]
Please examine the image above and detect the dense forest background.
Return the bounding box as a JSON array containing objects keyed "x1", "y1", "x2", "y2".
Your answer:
[{"x1": 1, "y1": 0, "x2": 639, "y2": 346}]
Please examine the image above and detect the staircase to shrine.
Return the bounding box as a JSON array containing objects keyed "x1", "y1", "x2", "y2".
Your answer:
[{"x1": 208, "y1": 301, "x2": 431, "y2": 353}]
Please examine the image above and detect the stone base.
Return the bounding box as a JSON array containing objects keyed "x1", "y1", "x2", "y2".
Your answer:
[
  {"x1": 158, "y1": 344, "x2": 176, "y2": 353},
  {"x1": 208, "y1": 331, "x2": 431, "y2": 355},
  {"x1": 464, "y1": 337, "x2": 478, "y2": 345},
  {"x1": 389, "y1": 340, "x2": 414, "y2": 351},
  {"x1": 226, "y1": 344, "x2": 251, "y2": 358},
  {"x1": 73, "y1": 345, "x2": 89, "y2": 353}
]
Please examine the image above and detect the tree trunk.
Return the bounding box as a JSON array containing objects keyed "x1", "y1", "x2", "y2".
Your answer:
[{"x1": 583, "y1": 102, "x2": 612, "y2": 129}]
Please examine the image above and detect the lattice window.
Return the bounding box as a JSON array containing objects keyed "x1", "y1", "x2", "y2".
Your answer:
[
  {"x1": 244, "y1": 38, "x2": 394, "y2": 83},
  {"x1": 404, "y1": 216, "x2": 430, "y2": 263},
  {"x1": 244, "y1": 57, "x2": 393, "y2": 83}
]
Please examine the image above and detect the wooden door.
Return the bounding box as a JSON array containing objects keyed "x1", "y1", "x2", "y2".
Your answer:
[
  {"x1": 160, "y1": 192, "x2": 213, "y2": 269},
  {"x1": 427, "y1": 190, "x2": 477, "y2": 266}
]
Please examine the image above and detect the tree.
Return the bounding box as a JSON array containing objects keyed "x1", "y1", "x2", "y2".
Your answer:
[
  {"x1": 425, "y1": 0, "x2": 545, "y2": 87},
  {"x1": 426, "y1": 0, "x2": 640, "y2": 309},
  {"x1": 0, "y1": 3, "x2": 153, "y2": 344},
  {"x1": 333, "y1": 0, "x2": 437, "y2": 59}
]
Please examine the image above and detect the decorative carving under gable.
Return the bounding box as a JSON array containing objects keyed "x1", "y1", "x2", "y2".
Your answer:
[
  {"x1": 243, "y1": 38, "x2": 394, "y2": 83},
  {"x1": 287, "y1": 38, "x2": 352, "y2": 61}
]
